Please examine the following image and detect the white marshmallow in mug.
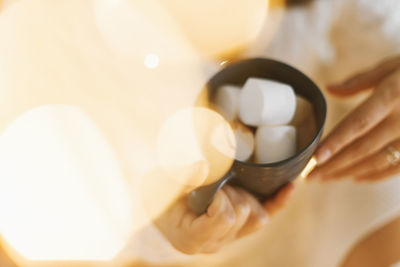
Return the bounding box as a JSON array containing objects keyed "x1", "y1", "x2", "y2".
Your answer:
[
  {"x1": 238, "y1": 78, "x2": 296, "y2": 126},
  {"x1": 231, "y1": 121, "x2": 255, "y2": 162},
  {"x1": 214, "y1": 85, "x2": 241, "y2": 121},
  {"x1": 255, "y1": 125, "x2": 297, "y2": 164}
]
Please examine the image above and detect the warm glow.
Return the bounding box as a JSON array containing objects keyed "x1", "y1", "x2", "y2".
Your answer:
[
  {"x1": 0, "y1": 105, "x2": 135, "y2": 262},
  {"x1": 139, "y1": 107, "x2": 236, "y2": 222},
  {"x1": 144, "y1": 53, "x2": 160, "y2": 69},
  {"x1": 158, "y1": 0, "x2": 270, "y2": 59},
  {"x1": 0, "y1": 0, "x2": 279, "y2": 265},
  {"x1": 156, "y1": 107, "x2": 236, "y2": 188},
  {"x1": 93, "y1": 0, "x2": 202, "y2": 64}
]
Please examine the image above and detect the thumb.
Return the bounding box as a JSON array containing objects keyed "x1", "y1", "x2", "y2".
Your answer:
[{"x1": 328, "y1": 56, "x2": 400, "y2": 97}]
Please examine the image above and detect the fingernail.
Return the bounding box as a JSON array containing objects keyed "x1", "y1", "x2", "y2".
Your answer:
[{"x1": 316, "y1": 149, "x2": 331, "y2": 165}]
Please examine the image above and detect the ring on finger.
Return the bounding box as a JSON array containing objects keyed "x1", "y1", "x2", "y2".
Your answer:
[{"x1": 385, "y1": 145, "x2": 400, "y2": 166}]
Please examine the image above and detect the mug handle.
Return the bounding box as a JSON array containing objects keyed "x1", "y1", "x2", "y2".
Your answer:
[{"x1": 187, "y1": 170, "x2": 236, "y2": 216}]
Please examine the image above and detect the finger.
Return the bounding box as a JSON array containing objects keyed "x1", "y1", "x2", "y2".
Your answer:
[
  {"x1": 263, "y1": 183, "x2": 295, "y2": 215},
  {"x1": 328, "y1": 56, "x2": 400, "y2": 97},
  {"x1": 189, "y1": 189, "x2": 236, "y2": 238},
  {"x1": 356, "y1": 163, "x2": 400, "y2": 182},
  {"x1": 154, "y1": 197, "x2": 201, "y2": 254},
  {"x1": 179, "y1": 201, "x2": 197, "y2": 230},
  {"x1": 217, "y1": 185, "x2": 251, "y2": 242},
  {"x1": 309, "y1": 115, "x2": 400, "y2": 180},
  {"x1": 315, "y1": 82, "x2": 397, "y2": 165},
  {"x1": 236, "y1": 188, "x2": 269, "y2": 237},
  {"x1": 155, "y1": 196, "x2": 188, "y2": 232},
  {"x1": 335, "y1": 139, "x2": 400, "y2": 180},
  {"x1": 192, "y1": 188, "x2": 240, "y2": 253}
]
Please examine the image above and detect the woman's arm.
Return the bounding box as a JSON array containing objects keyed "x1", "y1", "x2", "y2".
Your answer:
[{"x1": 342, "y1": 215, "x2": 400, "y2": 267}]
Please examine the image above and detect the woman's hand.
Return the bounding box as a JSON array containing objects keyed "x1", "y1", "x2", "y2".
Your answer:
[
  {"x1": 309, "y1": 56, "x2": 400, "y2": 182},
  {"x1": 155, "y1": 183, "x2": 294, "y2": 254}
]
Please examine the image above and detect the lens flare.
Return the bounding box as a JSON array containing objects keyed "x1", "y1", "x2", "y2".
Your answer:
[
  {"x1": 0, "y1": 0, "x2": 279, "y2": 264},
  {"x1": 144, "y1": 54, "x2": 160, "y2": 69},
  {"x1": 0, "y1": 105, "x2": 135, "y2": 262},
  {"x1": 156, "y1": 107, "x2": 236, "y2": 188}
]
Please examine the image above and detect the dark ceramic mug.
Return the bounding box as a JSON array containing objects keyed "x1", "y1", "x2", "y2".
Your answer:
[{"x1": 188, "y1": 58, "x2": 326, "y2": 215}]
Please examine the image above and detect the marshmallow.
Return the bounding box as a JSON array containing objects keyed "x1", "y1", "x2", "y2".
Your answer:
[
  {"x1": 238, "y1": 78, "x2": 296, "y2": 126},
  {"x1": 214, "y1": 85, "x2": 241, "y2": 121},
  {"x1": 290, "y1": 96, "x2": 314, "y2": 126},
  {"x1": 231, "y1": 121, "x2": 255, "y2": 162},
  {"x1": 255, "y1": 125, "x2": 297, "y2": 164}
]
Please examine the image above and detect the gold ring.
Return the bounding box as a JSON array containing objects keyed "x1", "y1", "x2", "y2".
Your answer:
[{"x1": 385, "y1": 145, "x2": 400, "y2": 166}]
